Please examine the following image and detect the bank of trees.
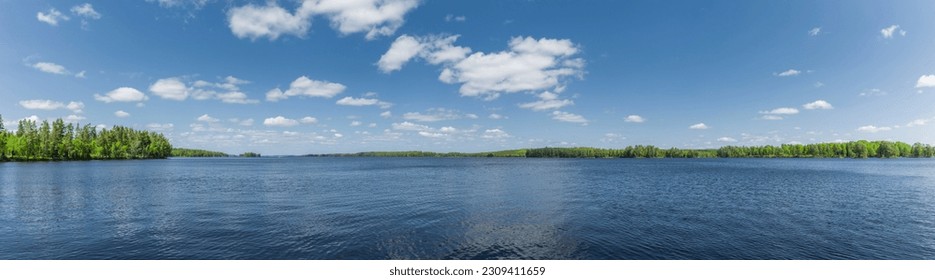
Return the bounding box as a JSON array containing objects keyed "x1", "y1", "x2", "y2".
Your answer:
[
  {"x1": 171, "y1": 148, "x2": 229, "y2": 157},
  {"x1": 0, "y1": 115, "x2": 172, "y2": 161}
]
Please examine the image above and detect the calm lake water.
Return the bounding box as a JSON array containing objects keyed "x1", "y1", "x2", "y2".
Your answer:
[{"x1": 1, "y1": 157, "x2": 934, "y2": 259}]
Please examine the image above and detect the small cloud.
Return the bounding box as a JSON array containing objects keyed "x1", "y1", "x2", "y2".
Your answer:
[
  {"x1": 717, "y1": 137, "x2": 737, "y2": 142},
  {"x1": 689, "y1": 123, "x2": 709, "y2": 130},
  {"x1": 350, "y1": 121, "x2": 362, "y2": 127},
  {"x1": 300, "y1": 117, "x2": 318, "y2": 124},
  {"x1": 482, "y1": 128, "x2": 510, "y2": 139},
  {"x1": 264, "y1": 116, "x2": 299, "y2": 127},
  {"x1": 907, "y1": 119, "x2": 930, "y2": 127},
  {"x1": 775, "y1": 69, "x2": 801, "y2": 77},
  {"x1": 37, "y1": 8, "x2": 69, "y2": 26},
  {"x1": 74, "y1": 71, "x2": 86, "y2": 78},
  {"x1": 19, "y1": 99, "x2": 65, "y2": 110},
  {"x1": 760, "y1": 107, "x2": 799, "y2": 115},
  {"x1": 761, "y1": 115, "x2": 784, "y2": 121},
  {"x1": 380, "y1": 111, "x2": 392, "y2": 118},
  {"x1": 857, "y1": 125, "x2": 892, "y2": 133},
  {"x1": 881, "y1": 25, "x2": 905, "y2": 39},
  {"x1": 94, "y1": 87, "x2": 148, "y2": 103},
  {"x1": 916, "y1": 75, "x2": 935, "y2": 88},
  {"x1": 114, "y1": 110, "x2": 130, "y2": 118},
  {"x1": 336, "y1": 96, "x2": 392, "y2": 108},
  {"x1": 31, "y1": 62, "x2": 68, "y2": 75},
  {"x1": 197, "y1": 114, "x2": 219, "y2": 122},
  {"x1": 624, "y1": 115, "x2": 645, "y2": 123},
  {"x1": 814, "y1": 82, "x2": 824, "y2": 88},
  {"x1": 859, "y1": 88, "x2": 888, "y2": 96},
  {"x1": 803, "y1": 100, "x2": 833, "y2": 110},
  {"x1": 71, "y1": 3, "x2": 101, "y2": 19},
  {"x1": 551, "y1": 111, "x2": 588, "y2": 124},
  {"x1": 808, "y1": 27, "x2": 821, "y2": 36},
  {"x1": 445, "y1": 14, "x2": 466, "y2": 22},
  {"x1": 488, "y1": 113, "x2": 504, "y2": 120}
]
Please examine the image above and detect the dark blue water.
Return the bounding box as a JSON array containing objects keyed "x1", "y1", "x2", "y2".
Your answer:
[{"x1": 2, "y1": 158, "x2": 934, "y2": 259}]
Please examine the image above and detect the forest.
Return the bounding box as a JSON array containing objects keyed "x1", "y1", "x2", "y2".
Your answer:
[
  {"x1": 170, "y1": 148, "x2": 229, "y2": 157},
  {"x1": 0, "y1": 115, "x2": 172, "y2": 161},
  {"x1": 314, "y1": 141, "x2": 935, "y2": 159}
]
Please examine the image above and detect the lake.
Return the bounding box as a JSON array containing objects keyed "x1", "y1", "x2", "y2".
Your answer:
[{"x1": 1, "y1": 157, "x2": 934, "y2": 259}]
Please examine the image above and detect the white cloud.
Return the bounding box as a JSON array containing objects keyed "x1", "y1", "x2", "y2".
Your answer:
[
  {"x1": 147, "y1": 0, "x2": 210, "y2": 9},
  {"x1": 228, "y1": 0, "x2": 419, "y2": 40},
  {"x1": 66, "y1": 101, "x2": 84, "y2": 113},
  {"x1": 377, "y1": 35, "x2": 424, "y2": 72},
  {"x1": 75, "y1": 71, "x2": 86, "y2": 78},
  {"x1": 150, "y1": 77, "x2": 189, "y2": 100},
  {"x1": 689, "y1": 123, "x2": 709, "y2": 130},
  {"x1": 31, "y1": 62, "x2": 68, "y2": 75},
  {"x1": 228, "y1": 3, "x2": 311, "y2": 40},
  {"x1": 439, "y1": 126, "x2": 457, "y2": 133},
  {"x1": 114, "y1": 110, "x2": 130, "y2": 118},
  {"x1": 304, "y1": 0, "x2": 420, "y2": 40},
  {"x1": 465, "y1": 113, "x2": 479, "y2": 119},
  {"x1": 379, "y1": 35, "x2": 584, "y2": 100},
  {"x1": 859, "y1": 88, "x2": 888, "y2": 96},
  {"x1": 94, "y1": 87, "x2": 148, "y2": 103},
  {"x1": 37, "y1": 8, "x2": 69, "y2": 26},
  {"x1": 445, "y1": 14, "x2": 466, "y2": 22},
  {"x1": 551, "y1": 111, "x2": 588, "y2": 124},
  {"x1": 760, "y1": 107, "x2": 799, "y2": 115},
  {"x1": 808, "y1": 27, "x2": 821, "y2": 36},
  {"x1": 300, "y1": 117, "x2": 318, "y2": 124},
  {"x1": 881, "y1": 25, "x2": 905, "y2": 38},
  {"x1": 717, "y1": 137, "x2": 737, "y2": 142},
  {"x1": 197, "y1": 114, "x2": 219, "y2": 122},
  {"x1": 803, "y1": 100, "x2": 833, "y2": 110},
  {"x1": 418, "y1": 131, "x2": 446, "y2": 138},
  {"x1": 402, "y1": 108, "x2": 463, "y2": 122},
  {"x1": 19, "y1": 99, "x2": 64, "y2": 110},
  {"x1": 267, "y1": 76, "x2": 346, "y2": 101},
  {"x1": 392, "y1": 121, "x2": 431, "y2": 131},
  {"x1": 380, "y1": 111, "x2": 392, "y2": 118},
  {"x1": 761, "y1": 115, "x2": 784, "y2": 121},
  {"x1": 916, "y1": 75, "x2": 935, "y2": 88},
  {"x1": 350, "y1": 121, "x2": 362, "y2": 126},
  {"x1": 216, "y1": 91, "x2": 259, "y2": 104},
  {"x1": 857, "y1": 125, "x2": 891, "y2": 133},
  {"x1": 518, "y1": 91, "x2": 574, "y2": 111},
  {"x1": 624, "y1": 115, "x2": 645, "y2": 123},
  {"x1": 71, "y1": 3, "x2": 101, "y2": 19},
  {"x1": 488, "y1": 113, "x2": 503, "y2": 120},
  {"x1": 238, "y1": 118, "x2": 254, "y2": 126},
  {"x1": 64, "y1": 115, "x2": 86, "y2": 122},
  {"x1": 907, "y1": 119, "x2": 930, "y2": 127},
  {"x1": 482, "y1": 128, "x2": 510, "y2": 139},
  {"x1": 264, "y1": 116, "x2": 299, "y2": 127},
  {"x1": 336, "y1": 96, "x2": 392, "y2": 108},
  {"x1": 775, "y1": 69, "x2": 800, "y2": 77}
]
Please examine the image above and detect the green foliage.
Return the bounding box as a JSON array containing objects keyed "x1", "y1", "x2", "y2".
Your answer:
[
  {"x1": 0, "y1": 116, "x2": 172, "y2": 161},
  {"x1": 715, "y1": 141, "x2": 927, "y2": 158},
  {"x1": 240, "y1": 152, "x2": 261, "y2": 157},
  {"x1": 171, "y1": 148, "x2": 229, "y2": 157}
]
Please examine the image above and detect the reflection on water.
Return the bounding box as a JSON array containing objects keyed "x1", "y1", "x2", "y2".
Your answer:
[{"x1": 1, "y1": 158, "x2": 935, "y2": 259}]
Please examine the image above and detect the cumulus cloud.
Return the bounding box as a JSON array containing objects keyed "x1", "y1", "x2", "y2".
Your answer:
[
  {"x1": 37, "y1": 8, "x2": 69, "y2": 26},
  {"x1": 379, "y1": 35, "x2": 584, "y2": 100},
  {"x1": 264, "y1": 116, "x2": 299, "y2": 127},
  {"x1": 859, "y1": 88, "x2": 888, "y2": 96},
  {"x1": 857, "y1": 125, "x2": 891, "y2": 133},
  {"x1": 150, "y1": 77, "x2": 190, "y2": 100},
  {"x1": 267, "y1": 76, "x2": 346, "y2": 101},
  {"x1": 445, "y1": 14, "x2": 466, "y2": 22},
  {"x1": 66, "y1": 101, "x2": 84, "y2": 113},
  {"x1": 64, "y1": 115, "x2": 86, "y2": 122},
  {"x1": 114, "y1": 110, "x2": 130, "y2": 118},
  {"x1": 881, "y1": 25, "x2": 906, "y2": 39},
  {"x1": 775, "y1": 69, "x2": 800, "y2": 77},
  {"x1": 392, "y1": 121, "x2": 431, "y2": 131},
  {"x1": 916, "y1": 75, "x2": 935, "y2": 88},
  {"x1": 624, "y1": 115, "x2": 645, "y2": 123},
  {"x1": 907, "y1": 119, "x2": 930, "y2": 127},
  {"x1": 146, "y1": 123, "x2": 174, "y2": 131},
  {"x1": 31, "y1": 62, "x2": 68, "y2": 75},
  {"x1": 803, "y1": 100, "x2": 833, "y2": 110},
  {"x1": 488, "y1": 113, "x2": 504, "y2": 120},
  {"x1": 94, "y1": 87, "x2": 149, "y2": 103},
  {"x1": 71, "y1": 3, "x2": 101, "y2": 19},
  {"x1": 518, "y1": 91, "x2": 574, "y2": 111},
  {"x1": 336, "y1": 96, "x2": 392, "y2": 108},
  {"x1": 551, "y1": 111, "x2": 588, "y2": 124},
  {"x1": 228, "y1": 0, "x2": 419, "y2": 40},
  {"x1": 380, "y1": 111, "x2": 392, "y2": 118},
  {"x1": 689, "y1": 123, "x2": 709, "y2": 130},
  {"x1": 300, "y1": 117, "x2": 318, "y2": 124},
  {"x1": 19, "y1": 99, "x2": 64, "y2": 110},
  {"x1": 761, "y1": 115, "x2": 784, "y2": 121},
  {"x1": 717, "y1": 137, "x2": 737, "y2": 142}
]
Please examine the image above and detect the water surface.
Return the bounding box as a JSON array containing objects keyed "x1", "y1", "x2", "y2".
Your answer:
[{"x1": 1, "y1": 158, "x2": 934, "y2": 259}]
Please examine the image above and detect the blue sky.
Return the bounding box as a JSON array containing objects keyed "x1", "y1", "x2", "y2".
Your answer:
[{"x1": 2, "y1": 0, "x2": 935, "y2": 154}]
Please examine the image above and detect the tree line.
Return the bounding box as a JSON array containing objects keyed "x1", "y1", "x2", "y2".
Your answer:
[
  {"x1": 311, "y1": 141, "x2": 935, "y2": 159},
  {"x1": 0, "y1": 114, "x2": 172, "y2": 161},
  {"x1": 170, "y1": 148, "x2": 229, "y2": 157}
]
